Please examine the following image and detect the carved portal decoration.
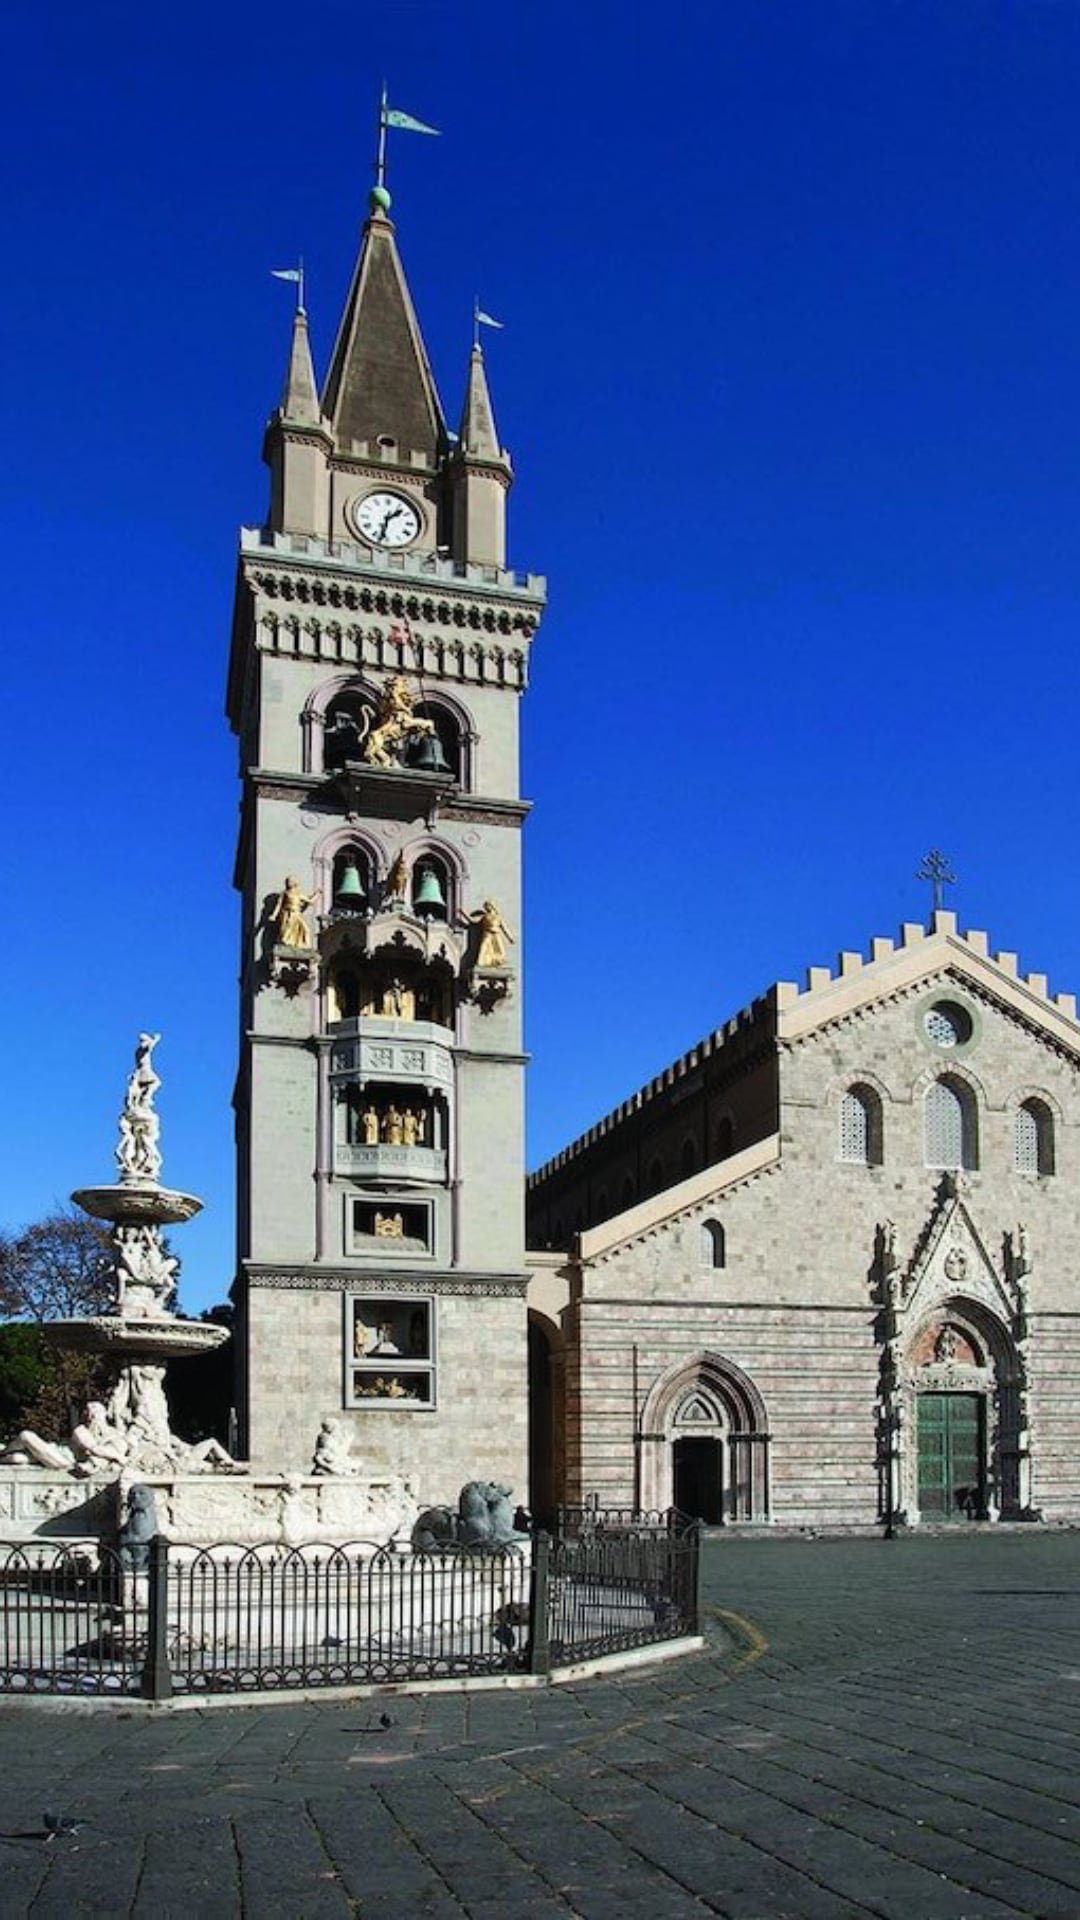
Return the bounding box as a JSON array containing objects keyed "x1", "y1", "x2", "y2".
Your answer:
[{"x1": 872, "y1": 1179, "x2": 1035, "y2": 1527}]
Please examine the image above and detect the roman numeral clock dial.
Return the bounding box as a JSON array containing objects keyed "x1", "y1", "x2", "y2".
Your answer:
[{"x1": 354, "y1": 490, "x2": 422, "y2": 548}]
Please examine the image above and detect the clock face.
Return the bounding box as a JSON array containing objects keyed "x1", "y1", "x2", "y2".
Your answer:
[{"x1": 354, "y1": 490, "x2": 423, "y2": 548}]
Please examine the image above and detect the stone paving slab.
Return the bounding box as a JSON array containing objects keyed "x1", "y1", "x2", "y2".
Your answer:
[{"x1": 7, "y1": 1534, "x2": 1080, "y2": 1915}]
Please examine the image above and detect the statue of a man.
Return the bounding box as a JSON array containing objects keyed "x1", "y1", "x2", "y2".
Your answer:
[{"x1": 312, "y1": 1418, "x2": 358, "y2": 1476}]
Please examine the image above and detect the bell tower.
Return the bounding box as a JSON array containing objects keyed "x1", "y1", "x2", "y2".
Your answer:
[{"x1": 227, "y1": 172, "x2": 545, "y2": 1495}]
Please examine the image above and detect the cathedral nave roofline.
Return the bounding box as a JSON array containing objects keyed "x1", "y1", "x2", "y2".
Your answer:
[{"x1": 528, "y1": 912, "x2": 1080, "y2": 1189}]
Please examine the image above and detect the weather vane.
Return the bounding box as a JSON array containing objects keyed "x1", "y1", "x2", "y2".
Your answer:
[
  {"x1": 373, "y1": 84, "x2": 440, "y2": 198},
  {"x1": 916, "y1": 849, "x2": 957, "y2": 914}
]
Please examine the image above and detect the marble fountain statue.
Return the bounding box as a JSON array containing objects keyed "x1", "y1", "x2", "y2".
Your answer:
[{"x1": 0, "y1": 1037, "x2": 419, "y2": 1554}]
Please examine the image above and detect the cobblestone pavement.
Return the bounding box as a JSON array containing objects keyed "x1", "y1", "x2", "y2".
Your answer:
[{"x1": 4, "y1": 1532, "x2": 1080, "y2": 1917}]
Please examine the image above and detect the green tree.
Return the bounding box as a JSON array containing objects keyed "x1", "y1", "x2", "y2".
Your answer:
[
  {"x1": 0, "y1": 1207, "x2": 114, "y2": 1438},
  {"x1": 0, "y1": 1323, "x2": 48, "y2": 1432},
  {"x1": 0, "y1": 1206, "x2": 114, "y2": 1322}
]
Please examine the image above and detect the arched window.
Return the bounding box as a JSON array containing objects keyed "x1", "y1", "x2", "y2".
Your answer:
[
  {"x1": 714, "y1": 1116, "x2": 734, "y2": 1160},
  {"x1": 621, "y1": 1175, "x2": 637, "y2": 1210},
  {"x1": 838, "y1": 1084, "x2": 882, "y2": 1166},
  {"x1": 700, "y1": 1219, "x2": 725, "y2": 1269},
  {"x1": 925, "y1": 1075, "x2": 978, "y2": 1171},
  {"x1": 647, "y1": 1159, "x2": 664, "y2": 1196},
  {"x1": 1015, "y1": 1098, "x2": 1054, "y2": 1176},
  {"x1": 681, "y1": 1139, "x2": 698, "y2": 1178}
]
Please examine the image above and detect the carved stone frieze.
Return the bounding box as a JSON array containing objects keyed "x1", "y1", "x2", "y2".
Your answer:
[{"x1": 245, "y1": 1267, "x2": 530, "y2": 1297}]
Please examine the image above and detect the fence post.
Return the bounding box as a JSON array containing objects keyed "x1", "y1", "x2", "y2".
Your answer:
[
  {"x1": 141, "y1": 1535, "x2": 173, "y2": 1701},
  {"x1": 686, "y1": 1519, "x2": 704, "y2": 1634},
  {"x1": 527, "y1": 1530, "x2": 552, "y2": 1676}
]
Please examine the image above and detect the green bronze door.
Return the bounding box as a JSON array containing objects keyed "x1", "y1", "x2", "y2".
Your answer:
[{"x1": 917, "y1": 1392, "x2": 985, "y2": 1520}]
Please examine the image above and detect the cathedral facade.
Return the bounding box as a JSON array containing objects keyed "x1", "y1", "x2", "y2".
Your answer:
[
  {"x1": 526, "y1": 915, "x2": 1080, "y2": 1528},
  {"x1": 227, "y1": 178, "x2": 543, "y2": 1496}
]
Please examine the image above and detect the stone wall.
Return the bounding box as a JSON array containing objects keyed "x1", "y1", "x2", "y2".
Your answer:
[{"x1": 244, "y1": 1280, "x2": 529, "y2": 1509}]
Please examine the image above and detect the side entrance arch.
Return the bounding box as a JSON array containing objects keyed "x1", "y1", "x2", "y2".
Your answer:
[{"x1": 639, "y1": 1352, "x2": 770, "y2": 1523}]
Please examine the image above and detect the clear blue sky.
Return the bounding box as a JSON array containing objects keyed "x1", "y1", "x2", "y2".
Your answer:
[{"x1": 3, "y1": 1, "x2": 1079, "y2": 1312}]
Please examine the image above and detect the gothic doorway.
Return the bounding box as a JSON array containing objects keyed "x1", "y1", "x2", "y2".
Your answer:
[
  {"x1": 917, "y1": 1392, "x2": 986, "y2": 1521},
  {"x1": 673, "y1": 1436, "x2": 724, "y2": 1523},
  {"x1": 638, "y1": 1352, "x2": 770, "y2": 1522}
]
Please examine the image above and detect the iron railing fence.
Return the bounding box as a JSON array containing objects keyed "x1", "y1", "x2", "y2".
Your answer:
[
  {"x1": 0, "y1": 1514, "x2": 701, "y2": 1701},
  {"x1": 165, "y1": 1542, "x2": 531, "y2": 1695},
  {"x1": 553, "y1": 1504, "x2": 697, "y2": 1541},
  {"x1": 545, "y1": 1526, "x2": 701, "y2": 1665},
  {"x1": 0, "y1": 1544, "x2": 142, "y2": 1698}
]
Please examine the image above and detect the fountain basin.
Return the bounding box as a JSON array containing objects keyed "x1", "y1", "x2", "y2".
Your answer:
[
  {"x1": 72, "y1": 1185, "x2": 203, "y2": 1226},
  {"x1": 41, "y1": 1317, "x2": 229, "y2": 1360}
]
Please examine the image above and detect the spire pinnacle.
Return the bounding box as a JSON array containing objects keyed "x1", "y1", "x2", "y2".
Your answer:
[
  {"x1": 280, "y1": 305, "x2": 320, "y2": 426},
  {"x1": 457, "y1": 341, "x2": 504, "y2": 463}
]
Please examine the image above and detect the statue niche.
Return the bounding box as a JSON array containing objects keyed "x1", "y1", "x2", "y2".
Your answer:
[{"x1": 345, "y1": 1089, "x2": 440, "y2": 1154}]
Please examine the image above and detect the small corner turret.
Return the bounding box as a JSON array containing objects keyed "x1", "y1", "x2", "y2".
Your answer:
[
  {"x1": 263, "y1": 304, "x2": 330, "y2": 537},
  {"x1": 449, "y1": 341, "x2": 513, "y2": 568}
]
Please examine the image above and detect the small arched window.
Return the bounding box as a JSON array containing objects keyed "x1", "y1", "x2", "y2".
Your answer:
[
  {"x1": 714, "y1": 1116, "x2": 734, "y2": 1160},
  {"x1": 621, "y1": 1175, "x2": 637, "y2": 1210},
  {"x1": 925, "y1": 1075, "x2": 978, "y2": 1171},
  {"x1": 647, "y1": 1159, "x2": 664, "y2": 1196},
  {"x1": 1016, "y1": 1098, "x2": 1055, "y2": 1176},
  {"x1": 839, "y1": 1084, "x2": 882, "y2": 1166},
  {"x1": 681, "y1": 1139, "x2": 698, "y2": 1178},
  {"x1": 700, "y1": 1219, "x2": 725, "y2": 1269}
]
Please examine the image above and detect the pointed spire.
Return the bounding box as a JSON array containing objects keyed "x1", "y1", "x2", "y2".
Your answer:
[
  {"x1": 320, "y1": 196, "x2": 446, "y2": 461},
  {"x1": 280, "y1": 306, "x2": 320, "y2": 426},
  {"x1": 457, "y1": 343, "x2": 504, "y2": 462}
]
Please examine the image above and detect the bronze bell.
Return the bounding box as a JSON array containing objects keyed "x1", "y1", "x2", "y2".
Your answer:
[
  {"x1": 334, "y1": 858, "x2": 366, "y2": 908},
  {"x1": 409, "y1": 730, "x2": 453, "y2": 776},
  {"x1": 413, "y1": 867, "x2": 447, "y2": 918}
]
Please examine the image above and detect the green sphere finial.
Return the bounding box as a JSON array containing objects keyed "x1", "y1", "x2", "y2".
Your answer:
[{"x1": 369, "y1": 184, "x2": 392, "y2": 215}]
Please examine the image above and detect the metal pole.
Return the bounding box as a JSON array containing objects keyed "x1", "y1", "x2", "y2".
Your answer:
[
  {"x1": 141, "y1": 1535, "x2": 173, "y2": 1701},
  {"x1": 527, "y1": 1531, "x2": 552, "y2": 1676}
]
